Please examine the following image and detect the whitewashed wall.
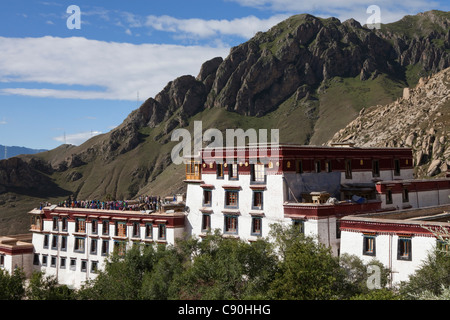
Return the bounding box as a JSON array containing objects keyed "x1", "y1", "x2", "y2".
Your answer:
[{"x1": 340, "y1": 230, "x2": 437, "y2": 285}]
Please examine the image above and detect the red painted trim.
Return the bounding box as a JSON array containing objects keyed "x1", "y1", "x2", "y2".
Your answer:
[
  {"x1": 0, "y1": 247, "x2": 34, "y2": 255},
  {"x1": 41, "y1": 208, "x2": 186, "y2": 228},
  {"x1": 198, "y1": 145, "x2": 414, "y2": 176},
  {"x1": 284, "y1": 201, "x2": 381, "y2": 219},
  {"x1": 340, "y1": 219, "x2": 449, "y2": 236}
]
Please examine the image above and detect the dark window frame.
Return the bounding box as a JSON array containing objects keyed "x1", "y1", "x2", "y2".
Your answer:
[{"x1": 363, "y1": 235, "x2": 376, "y2": 256}]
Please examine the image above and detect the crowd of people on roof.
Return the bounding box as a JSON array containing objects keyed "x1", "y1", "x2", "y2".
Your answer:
[
  {"x1": 57, "y1": 199, "x2": 143, "y2": 211},
  {"x1": 39, "y1": 195, "x2": 173, "y2": 212}
]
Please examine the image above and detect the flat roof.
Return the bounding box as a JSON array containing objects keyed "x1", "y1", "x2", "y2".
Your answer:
[
  {"x1": 342, "y1": 204, "x2": 450, "y2": 227},
  {"x1": 199, "y1": 143, "x2": 412, "y2": 151},
  {"x1": 30, "y1": 204, "x2": 186, "y2": 218},
  {"x1": 377, "y1": 178, "x2": 450, "y2": 184}
]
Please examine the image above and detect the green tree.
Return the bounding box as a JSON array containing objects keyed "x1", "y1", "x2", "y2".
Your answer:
[
  {"x1": 0, "y1": 268, "x2": 26, "y2": 300},
  {"x1": 171, "y1": 231, "x2": 278, "y2": 300},
  {"x1": 139, "y1": 243, "x2": 185, "y2": 300},
  {"x1": 414, "y1": 285, "x2": 450, "y2": 300},
  {"x1": 26, "y1": 271, "x2": 73, "y2": 300},
  {"x1": 339, "y1": 253, "x2": 393, "y2": 298},
  {"x1": 350, "y1": 288, "x2": 402, "y2": 300},
  {"x1": 399, "y1": 249, "x2": 450, "y2": 299},
  {"x1": 78, "y1": 243, "x2": 184, "y2": 300},
  {"x1": 267, "y1": 224, "x2": 347, "y2": 300}
]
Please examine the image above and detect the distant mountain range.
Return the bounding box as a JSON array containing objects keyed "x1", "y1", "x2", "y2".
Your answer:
[{"x1": 0, "y1": 145, "x2": 47, "y2": 160}]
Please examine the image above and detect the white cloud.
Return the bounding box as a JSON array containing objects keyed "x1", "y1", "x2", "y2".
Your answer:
[
  {"x1": 0, "y1": 119, "x2": 7, "y2": 125},
  {"x1": 145, "y1": 14, "x2": 290, "y2": 39},
  {"x1": 53, "y1": 130, "x2": 102, "y2": 146},
  {"x1": 0, "y1": 36, "x2": 229, "y2": 101},
  {"x1": 226, "y1": 0, "x2": 441, "y2": 24}
]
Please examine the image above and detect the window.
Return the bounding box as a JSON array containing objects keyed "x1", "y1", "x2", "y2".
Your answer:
[
  {"x1": 158, "y1": 224, "x2": 166, "y2": 240},
  {"x1": 116, "y1": 222, "x2": 127, "y2": 237},
  {"x1": 315, "y1": 160, "x2": 321, "y2": 173},
  {"x1": 251, "y1": 163, "x2": 265, "y2": 184},
  {"x1": 251, "y1": 217, "x2": 262, "y2": 236},
  {"x1": 372, "y1": 160, "x2": 380, "y2": 177},
  {"x1": 296, "y1": 160, "x2": 303, "y2": 174},
  {"x1": 325, "y1": 160, "x2": 332, "y2": 173},
  {"x1": 42, "y1": 255, "x2": 48, "y2": 266},
  {"x1": 225, "y1": 190, "x2": 239, "y2": 208},
  {"x1": 398, "y1": 238, "x2": 412, "y2": 261},
  {"x1": 74, "y1": 237, "x2": 85, "y2": 253},
  {"x1": 102, "y1": 220, "x2": 109, "y2": 235},
  {"x1": 51, "y1": 256, "x2": 57, "y2": 268},
  {"x1": 386, "y1": 190, "x2": 393, "y2": 205},
  {"x1": 81, "y1": 260, "x2": 87, "y2": 272},
  {"x1": 52, "y1": 217, "x2": 59, "y2": 231},
  {"x1": 228, "y1": 163, "x2": 239, "y2": 180},
  {"x1": 252, "y1": 191, "x2": 263, "y2": 210},
  {"x1": 203, "y1": 190, "x2": 212, "y2": 207},
  {"x1": 61, "y1": 236, "x2": 67, "y2": 251},
  {"x1": 51, "y1": 235, "x2": 58, "y2": 250},
  {"x1": 32, "y1": 215, "x2": 43, "y2": 231},
  {"x1": 91, "y1": 261, "x2": 99, "y2": 273},
  {"x1": 132, "y1": 222, "x2": 140, "y2": 238},
  {"x1": 363, "y1": 235, "x2": 376, "y2": 256},
  {"x1": 336, "y1": 219, "x2": 341, "y2": 239},
  {"x1": 70, "y1": 258, "x2": 76, "y2": 270},
  {"x1": 394, "y1": 159, "x2": 401, "y2": 176},
  {"x1": 60, "y1": 257, "x2": 66, "y2": 269},
  {"x1": 345, "y1": 160, "x2": 352, "y2": 179},
  {"x1": 33, "y1": 254, "x2": 40, "y2": 266},
  {"x1": 216, "y1": 163, "x2": 224, "y2": 179},
  {"x1": 101, "y1": 240, "x2": 109, "y2": 256},
  {"x1": 90, "y1": 239, "x2": 98, "y2": 255},
  {"x1": 91, "y1": 220, "x2": 98, "y2": 234},
  {"x1": 186, "y1": 160, "x2": 201, "y2": 180},
  {"x1": 224, "y1": 215, "x2": 238, "y2": 234},
  {"x1": 114, "y1": 241, "x2": 127, "y2": 256},
  {"x1": 75, "y1": 218, "x2": 86, "y2": 233},
  {"x1": 293, "y1": 219, "x2": 305, "y2": 233},
  {"x1": 202, "y1": 214, "x2": 211, "y2": 232},
  {"x1": 0, "y1": 254, "x2": 4, "y2": 267},
  {"x1": 145, "y1": 223, "x2": 153, "y2": 239},
  {"x1": 43, "y1": 234, "x2": 49, "y2": 249},
  {"x1": 402, "y1": 188, "x2": 409, "y2": 203},
  {"x1": 62, "y1": 217, "x2": 68, "y2": 231}
]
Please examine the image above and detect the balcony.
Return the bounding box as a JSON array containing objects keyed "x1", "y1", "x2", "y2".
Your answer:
[
  {"x1": 29, "y1": 210, "x2": 43, "y2": 232},
  {"x1": 185, "y1": 160, "x2": 202, "y2": 181}
]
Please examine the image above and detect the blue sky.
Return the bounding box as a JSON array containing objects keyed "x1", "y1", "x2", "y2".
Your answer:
[{"x1": 0, "y1": 0, "x2": 448, "y2": 150}]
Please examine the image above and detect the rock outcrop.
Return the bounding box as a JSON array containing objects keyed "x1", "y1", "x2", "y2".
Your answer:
[{"x1": 328, "y1": 67, "x2": 450, "y2": 178}]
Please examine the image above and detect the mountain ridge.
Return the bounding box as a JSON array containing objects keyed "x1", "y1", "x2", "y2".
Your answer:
[
  {"x1": 0, "y1": 145, "x2": 47, "y2": 161},
  {"x1": 0, "y1": 10, "x2": 449, "y2": 235}
]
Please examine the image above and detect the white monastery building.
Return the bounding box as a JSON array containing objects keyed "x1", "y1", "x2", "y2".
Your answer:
[
  {"x1": 0, "y1": 143, "x2": 448, "y2": 289},
  {"x1": 340, "y1": 204, "x2": 450, "y2": 285},
  {"x1": 28, "y1": 202, "x2": 185, "y2": 288}
]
